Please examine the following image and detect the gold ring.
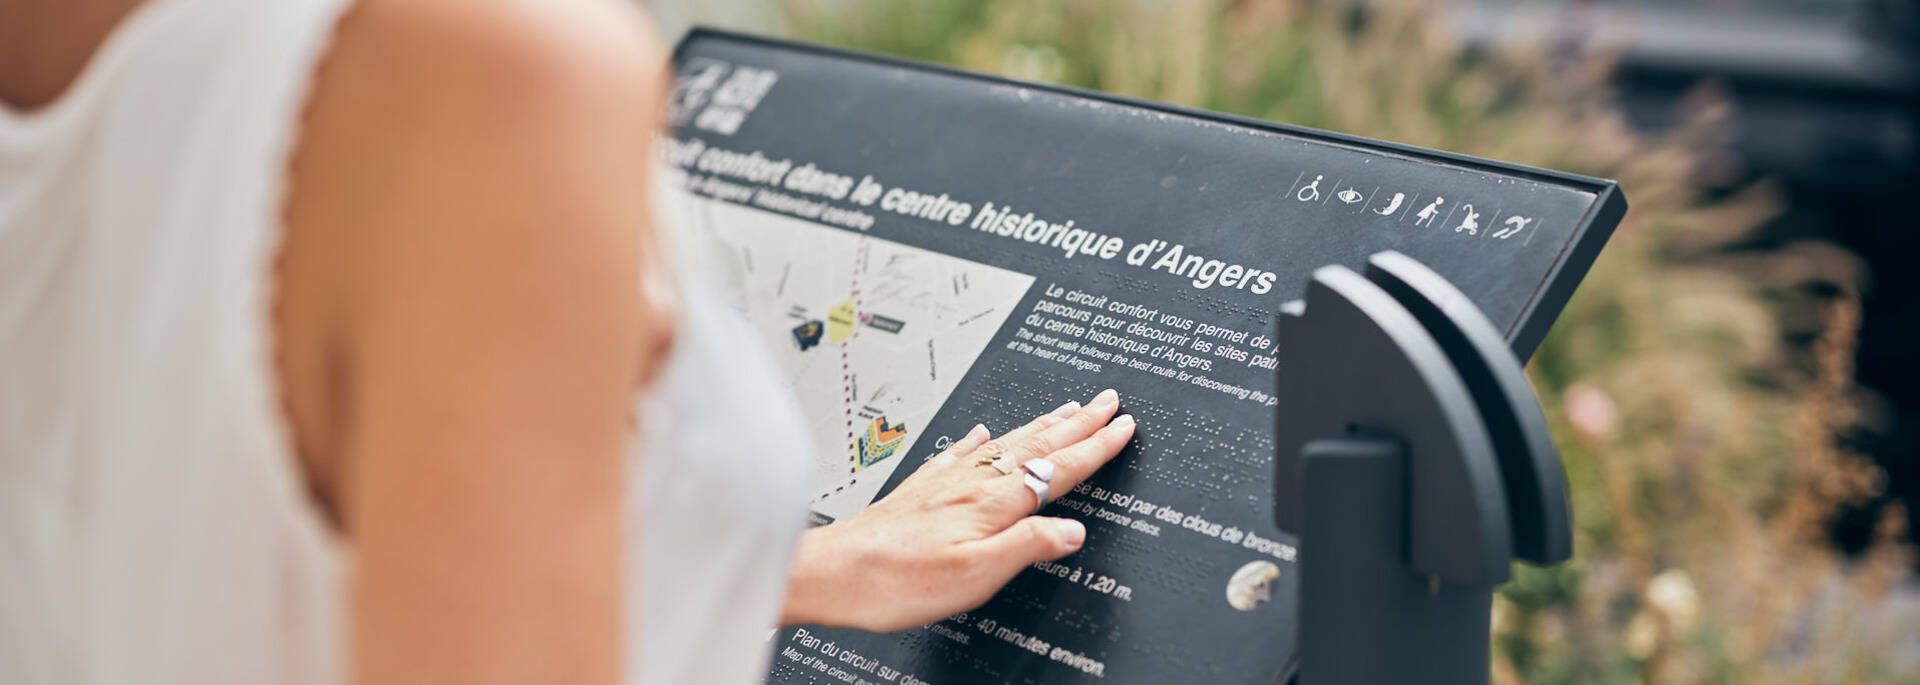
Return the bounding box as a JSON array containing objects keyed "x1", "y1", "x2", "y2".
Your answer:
[
  {"x1": 973, "y1": 442, "x2": 1006, "y2": 467},
  {"x1": 988, "y1": 454, "x2": 1019, "y2": 475}
]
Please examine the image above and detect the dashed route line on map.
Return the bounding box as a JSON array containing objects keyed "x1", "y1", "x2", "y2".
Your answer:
[{"x1": 817, "y1": 240, "x2": 868, "y2": 503}]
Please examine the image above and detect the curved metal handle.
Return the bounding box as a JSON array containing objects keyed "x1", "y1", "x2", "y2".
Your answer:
[{"x1": 1365, "y1": 251, "x2": 1573, "y2": 565}]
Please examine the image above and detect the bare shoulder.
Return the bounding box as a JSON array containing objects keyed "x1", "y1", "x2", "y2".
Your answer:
[
  {"x1": 332, "y1": 0, "x2": 669, "y2": 111},
  {"x1": 297, "y1": 0, "x2": 671, "y2": 205},
  {"x1": 276, "y1": 3, "x2": 675, "y2": 679},
  {"x1": 279, "y1": 0, "x2": 676, "y2": 511},
  {"x1": 287, "y1": 0, "x2": 676, "y2": 361},
  {"x1": 281, "y1": 4, "x2": 673, "y2": 679}
]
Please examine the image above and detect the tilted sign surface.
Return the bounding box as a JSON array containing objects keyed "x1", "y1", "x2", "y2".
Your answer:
[{"x1": 663, "y1": 30, "x2": 1623, "y2": 685}]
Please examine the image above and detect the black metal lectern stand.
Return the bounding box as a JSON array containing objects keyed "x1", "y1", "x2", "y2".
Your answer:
[{"x1": 1274, "y1": 252, "x2": 1576, "y2": 685}]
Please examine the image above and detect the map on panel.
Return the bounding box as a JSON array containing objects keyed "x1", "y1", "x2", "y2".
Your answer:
[{"x1": 688, "y1": 200, "x2": 1034, "y2": 519}]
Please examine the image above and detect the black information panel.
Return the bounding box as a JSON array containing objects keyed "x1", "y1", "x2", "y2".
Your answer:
[{"x1": 663, "y1": 29, "x2": 1623, "y2": 685}]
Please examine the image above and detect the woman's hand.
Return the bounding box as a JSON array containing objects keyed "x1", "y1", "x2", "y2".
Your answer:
[{"x1": 781, "y1": 390, "x2": 1136, "y2": 633}]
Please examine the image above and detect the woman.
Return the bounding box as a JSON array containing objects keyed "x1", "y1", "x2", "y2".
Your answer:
[{"x1": 0, "y1": 0, "x2": 1136, "y2": 683}]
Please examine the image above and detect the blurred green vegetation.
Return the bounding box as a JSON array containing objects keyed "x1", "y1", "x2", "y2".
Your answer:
[{"x1": 748, "y1": 0, "x2": 1920, "y2": 681}]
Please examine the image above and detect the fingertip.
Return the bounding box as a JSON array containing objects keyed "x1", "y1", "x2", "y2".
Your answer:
[
  {"x1": 1054, "y1": 518, "x2": 1086, "y2": 549},
  {"x1": 967, "y1": 423, "x2": 990, "y2": 440},
  {"x1": 1109, "y1": 413, "x2": 1135, "y2": 432},
  {"x1": 987, "y1": 516, "x2": 1088, "y2": 566}
]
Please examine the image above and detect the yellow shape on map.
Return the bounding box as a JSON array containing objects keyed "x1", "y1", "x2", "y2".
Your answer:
[{"x1": 827, "y1": 298, "x2": 857, "y2": 344}]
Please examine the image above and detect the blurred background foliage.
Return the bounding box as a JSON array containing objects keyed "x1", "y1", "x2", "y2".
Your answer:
[{"x1": 657, "y1": 0, "x2": 1920, "y2": 681}]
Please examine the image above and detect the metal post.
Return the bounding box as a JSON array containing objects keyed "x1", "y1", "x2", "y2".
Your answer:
[{"x1": 1297, "y1": 436, "x2": 1493, "y2": 685}]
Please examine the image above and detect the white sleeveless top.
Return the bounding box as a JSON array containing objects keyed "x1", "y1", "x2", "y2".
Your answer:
[{"x1": 0, "y1": 1, "x2": 811, "y2": 684}]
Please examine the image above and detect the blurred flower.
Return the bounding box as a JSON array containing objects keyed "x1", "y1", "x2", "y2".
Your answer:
[
  {"x1": 1491, "y1": 594, "x2": 1517, "y2": 635},
  {"x1": 1528, "y1": 610, "x2": 1568, "y2": 648},
  {"x1": 1646, "y1": 568, "x2": 1700, "y2": 633},
  {"x1": 1623, "y1": 609, "x2": 1661, "y2": 660},
  {"x1": 1562, "y1": 383, "x2": 1619, "y2": 443},
  {"x1": 997, "y1": 44, "x2": 1066, "y2": 83}
]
